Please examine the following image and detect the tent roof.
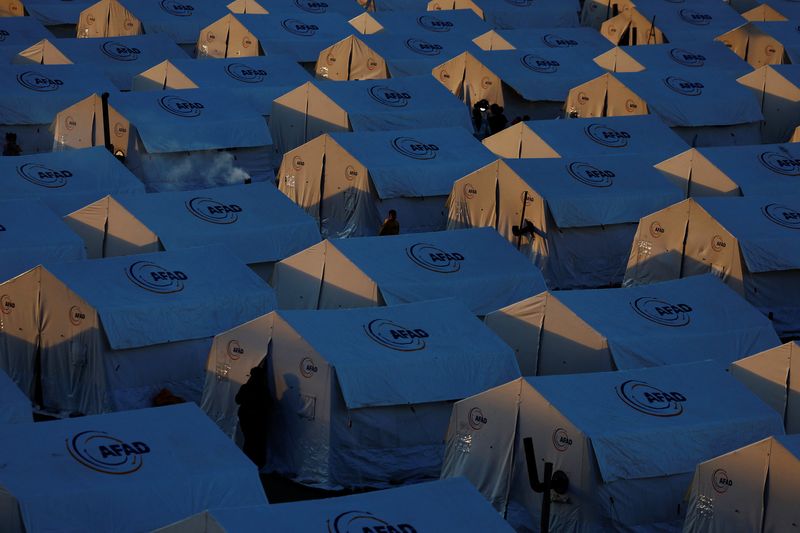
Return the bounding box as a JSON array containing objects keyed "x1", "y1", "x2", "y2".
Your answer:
[
  {"x1": 234, "y1": 12, "x2": 351, "y2": 61},
  {"x1": 331, "y1": 127, "x2": 495, "y2": 198},
  {"x1": 696, "y1": 196, "x2": 800, "y2": 273},
  {"x1": 372, "y1": 9, "x2": 490, "y2": 39},
  {"x1": 281, "y1": 299, "x2": 519, "y2": 408},
  {"x1": 603, "y1": 41, "x2": 752, "y2": 77},
  {"x1": 45, "y1": 245, "x2": 275, "y2": 349},
  {"x1": 115, "y1": 183, "x2": 320, "y2": 264},
  {"x1": 630, "y1": 0, "x2": 745, "y2": 41},
  {"x1": 765, "y1": 63, "x2": 800, "y2": 87},
  {"x1": 553, "y1": 275, "x2": 780, "y2": 368},
  {"x1": 693, "y1": 142, "x2": 800, "y2": 196},
  {"x1": 363, "y1": 30, "x2": 475, "y2": 75},
  {"x1": 0, "y1": 147, "x2": 145, "y2": 216},
  {"x1": 330, "y1": 227, "x2": 547, "y2": 315},
  {"x1": 111, "y1": 88, "x2": 272, "y2": 153},
  {"x1": 496, "y1": 27, "x2": 614, "y2": 54},
  {"x1": 117, "y1": 0, "x2": 229, "y2": 44},
  {"x1": 440, "y1": 0, "x2": 580, "y2": 29},
  {"x1": 0, "y1": 198, "x2": 85, "y2": 282},
  {"x1": 528, "y1": 361, "x2": 784, "y2": 482},
  {"x1": 0, "y1": 368, "x2": 31, "y2": 424},
  {"x1": 0, "y1": 16, "x2": 51, "y2": 48},
  {"x1": 0, "y1": 64, "x2": 116, "y2": 124},
  {"x1": 614, "y1": 71, "x2": 763, "y2": 127},
  {"x1": 505, "y1": 155, "x2": 683, "y2": 228},
  {"x1": 21, "y1": 0, "x2": 96, "y2": 26},
  {"x1": 776, "y1": 433, "x2": 800, "y2": 459},
  {"x1": 0, "y1": 403, "x2": 266, "y2": 532},
  {"x1": 256, "y1": 0, "x2": 363, "y2": 17}
]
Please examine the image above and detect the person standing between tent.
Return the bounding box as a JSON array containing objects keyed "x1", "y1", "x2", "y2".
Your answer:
[
  {"x1": 488, "y1": 104, "x2": 508, "y2": 135},
  {"x1": 472, "y1": 99, "x2": 490, "y2": 138},
  {"x1": 379, "y1": 209, "x2": 400, "y2": 236},
  {"x1": 235, "y1": 366, "x2": 271, "y2": 469},
  {"x1": 3, "y1": 132, "x2": 21, "y2": 156}
]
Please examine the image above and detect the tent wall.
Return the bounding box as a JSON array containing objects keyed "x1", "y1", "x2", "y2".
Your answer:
[
  {"x1": 15, "y1": 39, "x2": 72, "y2": 64},
  {"x1": 446, "y1": 160, "x2": 500, "y2": 230},
  {"x1": 564, "y1": 73, "x2": 649, "y2": 120},
  {"x1": 270, "y1": 83, "x2": 350, "y2": 154},
  {"x1": 132, "y1": 60, "x2": 199, "y2": 91},
  {"x1": 483, "y1": 292, "x2": 547, "y2": 375},
  {"x1": 0, "y1": 268, "x2": 43, "y2": 400},
  {"x1": 624, "y1": 200, "x2": 691, "y2": 287},
  {"x1": 51, "y1": 94, "x2": 131, "y2": 158},
  {"x1": 655, "y1": 149, "x2": 741, "y2": 197},
  {"x1": 680, "y1": 205, "x2": 743, "y2": 291},
  {"x1": 764, "y1": 438, "x2": 800, "y2": 530},
  {"x1": 272, "y1": 241, "x2": 326, "y2": 310},
  {"x1": 77, "y1": 0, "x2": 142, "y2": 38},
  {"x1": 197, "y1": 14, "x2": 259, "y2": 59},
  {"x1": 481, "y1": 122, "x2": 561, "y2": 159},
  {"x1": 601, "y1": 9, "x2": 665, "y2": 46},
  {"x1": 318, "y1": 244, "x2": 380, "y2": 309},
  {"x1": 738, "y1": 66, "x2": 800, "y2": 143},
  {"x1": 717, "y1": 24, "x2": 787, "y2": 68},
  {"x1": 315, "y1": 35, "x2": 388, "y2": 81}
]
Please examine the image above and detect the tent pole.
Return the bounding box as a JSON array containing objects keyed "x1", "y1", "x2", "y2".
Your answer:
[
  {"x1": 100, "y1": 92, "x2": 113, "y2": 154},
  {"x1": 517, "y1": 191, "x2": 529, "y2": 250}
]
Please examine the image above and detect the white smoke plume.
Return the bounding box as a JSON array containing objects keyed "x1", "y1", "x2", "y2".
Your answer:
[{"x1": 150, "y1": 150, "x2": 252, "y2": 192}]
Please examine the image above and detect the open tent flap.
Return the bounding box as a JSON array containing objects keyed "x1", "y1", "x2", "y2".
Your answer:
[
  {"x1": 44, "y1": 245, "x2": 276, "y2": 350},
  {"x1": 280, "y1": 299, "x2": 520, "y2": 409},
  {"x1": 530, "y1": 361, "x2": 784, "y2": 483},
  {"x1": 330, "y1": 127, "x2": 495, "y2": 198},
  {"x1": 330, "y1": 227, "x2": 547, "y2": 315},
  {"x1": 505, "y1": 155, "x2": 683, "y2": 228},
  {"x1": 0, "y1": 368, "x2": 32, "y2": 424}
]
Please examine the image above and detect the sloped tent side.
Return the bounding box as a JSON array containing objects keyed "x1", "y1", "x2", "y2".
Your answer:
[
  {"x1": 14, "y1": 39, "x2": 73, "y2": 65},
  {"x1": 483, "y1": 292, "x2": 548, "y2": 376},
  {"x1": 76, "y1": 0, "x2": 142, "y2": 39},
  {"x1": 0, "y1": 267, "x2": 44, "y2": 400},
  {"x1": 481, "y1": 122, "x2": 561, "y2": 159},
  {"x1": 272, "y1": 240, "x2": 328, "y2": 310},
  {"x1": 269, "y1": 83, "x2": 350, "y2": 154},
  {"x1": 50, "y1": 93, "x2": 131, "y2": 157},
  {"x1": 132, "y1": 60, "x2": 199, "y2": 91},
  {"x1": 196, "y1": 14, "x2": 260, "y2": 59},
  {"x1": 315, "y1": 35, "x2": 389, "y2": 81},
  {"x1": 446, "y1": 159, "x2": 500, "y2": 230}
]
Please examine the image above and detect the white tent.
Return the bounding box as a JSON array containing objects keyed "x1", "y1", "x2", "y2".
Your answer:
[
  {"x1": 64, "y1": 183, "x2": 321, "y2": 281},
  {"x1": 595, "y1": 41, "x2": 753, "y2": 78},
  {"x1": 51, "y1": 90, "x2": 276, "y2": 191},
  {"x1": 0, "y1": 403, "x2": 267, "y2": 533},
  {"x1": 623, "y1": 196, "x2": 800, "y2": 337},
  {"x1": 0, "y1": 64, "x2": 115, "y2": 153},
  {"x1": 0, "y1": 245, "x2": 276, "y2": 414},
  {"x1": 354, "y1": 9, "x2": 490, "y2": 39},
  {"x1": 482, "y1": 114, "x2": 688, "y2": 163},
  {"x1": 313, "y1": 34, "x2": 390, "y2": 80},
  {"x1": 362, "y1": 30, "x2": 474, "y2": 76},
  {"x1": 654, "y1": 142, "x2": 800, "y2": 197},
  {"x1": 269, "y1": 76, "x2": 472, "y2": 153},
  {"x1": 0, "y1": 198, "x2": 85, "y2": 282},
  {"x1": 428, "y1": 0, "x2": 580, "y2": 29},
  {"x1": 0, "y1": 146, "x2": 145, "y2": 216},
  {"x1": 484, "y1": 274, "x2": 780, "y2": 376},
  {"x1": 441, "y1": 361, "x2": 784, "y2": 531},
  {"x1": 717, "y1": 21, "x2": 800, "y2": 68},
  {"x1": 433, "y1": 48, "x2": 607, "y2": 120},
  {"x1": 447, "y1": 156, "x2": 683, "y2": 289},
  {"x1": 273, "y1": 227, "x2": 547, "y2": 314},
  {"x1": 277, "y1": 127, "x2": 495, "y2": 237},
  {"x1": 14, "y1": 34, "x2": 189, "y2": 90},
  {"x1": 474, "y1": 26, "x2": 615, "y2": 54},
  {"x1": 156, "y1": 478, "x2": 513, "y2": 532},
  {"x1": 684, "y1": 434, "x2": 800, "y2": 533},
  {"x1": 731, "y1": 341, "x2": 800, "y2": 433},
  {"x1": 565, "y1": 71, "x2": 764, "y2": 147},
  {"x1": 263, "y1": 299, "x2": 520, "y2": 488},
  {"x1": 0, "y1": 16, "x2": 51, "y2": 49},
  {"x1": 0, "y1": 368, "x2": 32, "y2": 424},
  {"x1": 738, "y1": 64, "x2": 800, "y2": 143}
]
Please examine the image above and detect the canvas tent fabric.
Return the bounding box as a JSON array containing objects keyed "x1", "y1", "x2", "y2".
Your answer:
[
  {"x1": 272, "y1": 227, "x2": 547, "y2": 315},
  {"x1": 731, "y1": 341, "x2": 800, "y2": 433},
  {"x1": 18, "y1": 0, "x2": 97, "y2": 27},
  {"x1": 365, "y1": 9, "x2": 491, "y2": 40},
  {"x1": 314, "y1": 34, "x2": 389, "y2": 80},
  {"x1": 238, "y1": 0, "x2": 363, "y2": 17},
  {"x1": 428, "y1": 0, "x2": 580, "y2": 29},
  {"x1": 0, "y1": 147, "x2": 145, "y2": 216},
  {"x1": 482, "y1": 114, "x2": 688, "y2": 163},
  {"x1": 0, "y1": 403, "x2": 267, "y2": 533},
  {"x1": 0, "y1": 245, "x2": 276, "y2": 414},
  {"x1": 441, "y1": 361, "x2": 785, "y2": 532},
  {"x1": 564, "y1": 71, "x2": 764, "y2": 147},
  {"x1": 268, "y1": 76, "x2": 473, "y2": 153},
  {"x1": 0, "y1": 198, "x2": 86, "y2": 282},
  {"x1": 277, "y1": 127, "x2": 495, "y2": 237},
  {"x1": 0, "y1": 16, "x2": 51, "y2": 49},
  {"x1": 266, "y1": 299, "x2": 520, "y2": 488},
  {"x1": 623, "y1": 196, "x2": 800, "y2": 337},
  {"x1": 63, "y1": 183, "x2": 321, "y2": 280},
  {"x1": 738, "y1": 64, "x2": 800, "y2": 143},
  {"x1": 684, "y1": 434, "x2": 800, "y2": 533},
  {"x1": 446, "y1": 157, "x2": 684, "y2": 289},
  {"x1": 474, "y1": 26, "x2": 615, "y2": 54},
  {"x1": 484, "y1": 274, "x2": 780, "y2": 376},
  {"x1": 0, "y1": 368, "x2": 32, "y2": 424},
  {"x1": 155, "y1": 478, "x2": 514, "y2": 532},
  {"x1": 716, "y1": 21, "x2": 800, "y2": 68},
  {"x1": 594, "y1": 42, "x2": 753, "y2": 78},
  {"x1": 362, "y1": 30, "x2": 473, "y2": 77}
]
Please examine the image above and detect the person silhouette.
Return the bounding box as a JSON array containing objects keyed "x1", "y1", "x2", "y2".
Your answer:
[
  {"x1": 235, "y1": 366, "x2": 272, "y2": 469},
  {"x1": 379, "y1": 209, "x2": 400, "y2": 236}
]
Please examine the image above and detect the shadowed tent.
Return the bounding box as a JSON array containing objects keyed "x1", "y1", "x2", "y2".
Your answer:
[
  {"x1": 716, "y1": 21, "x2": 800, "y2": 68},
  {"x1": 0, "y1": 369, "x2": 31, "y2": 424},
  {"x1": 314, "y1": 34, "x2": 389, "y2": 80},
  {"x1": 474, "y1": 26, "x2": 615, "y2": 54},
  {"x1": 594, "y1": 41, "x2": 753, "y2": 78},
  {"x1": 738, "y1": 64, "x2": 800, "y2": 143}
]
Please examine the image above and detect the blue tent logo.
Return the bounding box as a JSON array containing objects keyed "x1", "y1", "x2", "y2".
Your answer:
[
  {"x1": 368, "y1": 85, "x2": 411, "y2": 107},
  {"x1": 567, "y1": 162, "x2": 615, "y2": 187},
  {"x1": 16, "y1": 70, "x2": 63, "y2": 92},
  {"x1": 185, "y1": 196, "x2": 242, "y2": 224},
  {"x1": 328, "y1": 510, "x2": 416, "y2": 533},
  {"x1": 100, "y1": 41, "x2": 141, "y2": 62},
  {"x1": 158, "y1": 95, "x2": 203, "y2": 117},
  {"x1": 390, "y1": 136, "x2": 439, "y2": 160},
  {"x1": 364, "y1": 318, "x2": 428, "y2": 351},
  {"x1": 126, "y1": 260, "x2": 187, "y2": 293},
  {"x1": 406, "y1": 243, "x2": 463, "y2": 273},
  {"x1": 584, "y1": 124, "x2": 630, "y2": 148},
  {"x1": 762, "y1": 203, "x2": 800, "y2": 229},
  {"x1": 66, "y1": 430, "x2": 151, "y2": 475},
  {"x1": 616, "y1": 380, "x2": 686, "y2": 417},
  {"x1": 16, "y1": 163, "x2": 70, "y2": 188},
  {"x1": 630, "y1": 297, "x2": 692, "y2": 327}
]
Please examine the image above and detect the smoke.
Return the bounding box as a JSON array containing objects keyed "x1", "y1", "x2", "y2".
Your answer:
[{"x1": 152, "y1": 150, "x2": 252, "y2": 191}]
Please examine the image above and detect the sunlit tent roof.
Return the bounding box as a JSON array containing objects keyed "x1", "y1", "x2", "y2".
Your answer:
[
  {"x1": 428, "y1": 0, "x2": 580, "y2": 29},
  {"x1": 475, "y1": 26, "x2": 615, "y2": 54},
  {"x1": 0, "y1": 368, "x2": 32, "y2": 424},
  {"x1": 0, "y1": 403, "x2": 267, "y2": 533},
  {"x1": 0, "y1": 198, "x2": 85, "y2": 282},
  {"x1": 0, "y1": 147, "x2": 145, "y2": 215},
  {"x1": 14, "y1": 34, "x2": 188, "y2": 90},
  {"x1": 156, "y1": 478, "x2": 513, "y2": 532},
  {"x1": 595, "y1": 41, "x2": 753, "y2": 77},
  {"x1": 363, "y1": 30, "x2": 475, "y2": 76},
  {"x1": 0, "y1": 16, "x2": 51, "y2": 48}
]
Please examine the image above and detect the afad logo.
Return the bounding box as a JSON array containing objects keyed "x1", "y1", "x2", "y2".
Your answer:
[
  {"x1": 404, "y1": 38, "x2": 443, "y2": 56},
  {"x1": 711, "y1": 234, "x2": 727, "y2": 252},
  {"x1": 504, "y1": 0, "x2": 533, "y2": 6},
  {"x1": 616, "y1": 379, "x2": 687, "y2": 417},
  {"x1": 468, "y1": 407, "x2": 487, "y2": 430},
  {"x1": 160, "y1": 0, "x2": 194, "y2": 17},
  {"x1": 543, "y1": 34, "x2": 579, "y2": 48},
  {"x1": 669, "y1": 48, "x2": 706, "y2": 67},
  {"x1": 390, "y1": 136, "x2": 439, "y2": 160},
  {"x1": 679, "y1": 9, "x2": 712, "y2": 26},
  {"x1": 363, "y1": 318, "x2": 428, "y2": 352},
  {"x1": 16, "y1": 163, "x2": 71, "y2": 188},
  {"x1": 0, "y1": 294, "x2": 15, "y2": 315},
  {"x1": 584, "y1": 124, "x2": 630, "y2": 148},
  {"x1": 100, "y1": 41, "x2": 141, "y2": 62},
  {"x1": 185, "y1": 196, "x2": 242, "y2": 225},
  {"x1": 224, "y1": 63, "x2": 267, "y2": 83},
  {"x1": 663, "y1": 76, "x2": 704, "y2": 96},
  {"x1": 567, "y1": 162, "x2": 614, "y2": 188},
  {"x1": 463, "y1": 182, "x2": 477, "y2": 199},
  {"x1": 327, "y1": 510, "x2": 416, "y2": 533},
  {"x1": 552, "y1": 427, "x2": 572, "y2": 451},
  {"x1": 406, "y1": 243, "x2": 464, "y2": 273},
  {"x1": 762, "y1": 203, "x2": 800, "y2": 229},
  {"x1": 758, "y1": 151, "x2": 800, "y2": 176},
  {"x1": 69, "y1": 305, "x2": 86, "y2": 326},
  {"x1": 125, "y1": 260, "x2": 187, "y2": 294},
  {"x1": 294, "y1": 0, "x2": 328, "y2": 13},
  {"x1": 0, "y1": 29, "x2": 10, "y2": 43},
  {"x1": 368, "y1": 85, "x2": 411, "y2": 107},
  {"x1": 520, "y1": 54, "x2": 559, "y2": 73},
  {"x1": 416, "y1": 15, "x2": 453, "y2": 32},
  {"x1": 712, "y1": 468, "x2": 733, "y2": 494},
  {"x1": 630, "y1": 296, "x2": 692, "y2": 327},
  {"x1": 299, "y1": 356, "x2": 318, "y2": 378},
  {"x1": 227, "y1": 340, "x2": 244, "y2": 360},
  {"x1": 66, "y1": 430, "x2": 151, "y2": 475},
  {"x1": 158, "y1": 95, "x2": 203, "y2": 118},
  {"x1": 649, "y1": 221, "x2": 665, "y2": 238},
  {"x1": 281, "y1": 18, "x2": 319, "y2": 37},
  {"x1": 16, "y1": 70, "x2": 63, "y2": 92}
]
